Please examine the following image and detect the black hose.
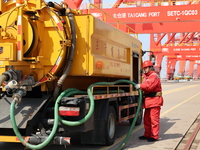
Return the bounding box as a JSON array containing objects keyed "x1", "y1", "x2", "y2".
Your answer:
[
  {"x1": 53, "y1": 12, "x2": 76, "y2": 99},
  {"x1": 57, "y1": 12, "x2": 76, "y2": 86}
]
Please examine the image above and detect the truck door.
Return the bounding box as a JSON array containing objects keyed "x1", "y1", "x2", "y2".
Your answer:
[{"x1": 132, "y1": 52, "x2": 139, "y2": 83}]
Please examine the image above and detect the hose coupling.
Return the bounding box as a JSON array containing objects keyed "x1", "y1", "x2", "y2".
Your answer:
[
  {"x1": 5, "y1": 80, "x2": 18, "y2": 91},
  {"x1": 2, "y1": 67, "x2": 19, "y2": 82},
  {"x1": 12, "y1": 88, "x2": 26, "y2": 103}
]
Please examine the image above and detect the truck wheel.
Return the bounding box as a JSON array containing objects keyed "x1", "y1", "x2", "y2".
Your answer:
[
  {"x1": 105, "y1": 106, "x2": 116, "y2": 146},
  {"x1": 129, "y1": 107, "x2": 143, "y2": 125}
]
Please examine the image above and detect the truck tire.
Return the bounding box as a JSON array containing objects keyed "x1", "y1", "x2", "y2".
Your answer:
[
  {"x1": 105, "y1": 106, "x2": 116, "y2": 146},
  {"x1": 129, "y1": 107, "x2": 143, "y2": 125}
]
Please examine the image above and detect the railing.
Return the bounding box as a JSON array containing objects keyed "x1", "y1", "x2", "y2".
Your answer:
[
  {"x1": 90, "y1": 0, "x2": 200, "y2": 8},
  {"x1": 87, "y1": 3, "x2": 138, "y2": 39}
]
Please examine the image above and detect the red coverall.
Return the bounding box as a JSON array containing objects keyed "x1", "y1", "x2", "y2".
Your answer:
[{"x1": 140, "y1": 71, "x2": 163, "y2": 140}]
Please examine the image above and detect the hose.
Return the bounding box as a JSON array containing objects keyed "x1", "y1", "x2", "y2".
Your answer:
[
  {"x1": 10, "y1": 79, "x2": 142, "y2": 149},
  {"x1": 57, "y1": 88, "x2": 95, "y2": 126},
  {"x1": 10, "y1": 97, "x2": 59, "y2": 149},
  {"x1": 0, "y1": 74, "x2": 7, "y2": 85},
  {"x1": 56, "y1": 12, "x2": 76, "y2": 87},
  {"x1": 53, "y1": 12, "x2": 76, "y2": 100},
  {"x1": 115, "y1": 80, "x2": 143, "y2": 150}
]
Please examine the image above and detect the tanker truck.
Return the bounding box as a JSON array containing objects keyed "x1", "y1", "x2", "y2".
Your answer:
[{"x1": 0, "y1": 0, "x2": 144, "y2": 149}]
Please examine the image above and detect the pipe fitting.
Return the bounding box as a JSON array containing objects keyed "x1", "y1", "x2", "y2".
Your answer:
[
  {"x1": 12, "y1": 89, "x2": 26, "y2": 103},
  {"x1": 5, "y1": 80, "x2": 18, "y2": 90}
]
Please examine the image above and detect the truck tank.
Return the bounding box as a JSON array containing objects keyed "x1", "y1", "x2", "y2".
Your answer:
[{"x1": 0, "y1": 0, "x2": 143, "y2": 148}]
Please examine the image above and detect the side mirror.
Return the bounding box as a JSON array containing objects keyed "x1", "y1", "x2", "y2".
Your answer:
[
  {"x1": 142, "y1": 51, "x2": 145, "y2": 56},
  {"x1": 150, "y1": 54, "x2": 155, "y2": 65},
  {"x1": 142, "y1": 50, "x2": 156, "y2": 65}
]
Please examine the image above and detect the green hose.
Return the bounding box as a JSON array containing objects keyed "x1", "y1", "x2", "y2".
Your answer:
[
  {"x1": 10, "y1": 98, "x2": 59, "y2": 149},
  {"x1": 9, "y1": 88, "x2": 85, "y2": 149},
  {"x1": 58, "y1": 88, "x2": 95, "y2": 126},
  {"x1": 115, "y1": 80, "x2": 143, "y2": 150},
  {"x1": 10, "y1": 80, "x2": 142, "y2": 150}
]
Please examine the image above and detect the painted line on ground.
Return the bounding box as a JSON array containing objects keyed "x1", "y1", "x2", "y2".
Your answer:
[{"x1": 160, "y1": 91, "x2": 200, "y2": 117}]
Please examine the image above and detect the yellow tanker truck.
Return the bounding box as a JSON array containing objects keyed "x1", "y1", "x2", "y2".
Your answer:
[{"x1": 0, "y1": 0, "x2": 144, "y2": 149}]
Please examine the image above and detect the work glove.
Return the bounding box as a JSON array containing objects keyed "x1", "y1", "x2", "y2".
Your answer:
[{"x1": 135, "y1": 84, "x2": 140, "y2": 89}]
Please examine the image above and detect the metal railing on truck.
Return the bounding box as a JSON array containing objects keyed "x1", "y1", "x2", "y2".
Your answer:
[{"x1": 75, "y1": 84, "x2": 139, "y2": 123}]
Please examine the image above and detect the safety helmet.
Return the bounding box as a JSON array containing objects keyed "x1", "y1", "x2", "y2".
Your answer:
[{"x1": 142, "y1": 60, "x2": 153, "y2": 68}]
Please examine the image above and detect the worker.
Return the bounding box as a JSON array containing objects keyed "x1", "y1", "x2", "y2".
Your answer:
[{"x1": 135, "y1": 60, "x2": 163, "y2": 142}]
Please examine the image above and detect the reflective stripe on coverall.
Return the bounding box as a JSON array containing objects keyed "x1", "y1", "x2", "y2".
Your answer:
[{"x1": 140, "y1": 71, "x2": 163, "y2": 140}]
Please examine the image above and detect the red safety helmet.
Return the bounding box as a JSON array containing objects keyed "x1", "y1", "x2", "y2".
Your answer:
[{"x1": 142, "y1": 60, "x2": 153, "y2": 68}]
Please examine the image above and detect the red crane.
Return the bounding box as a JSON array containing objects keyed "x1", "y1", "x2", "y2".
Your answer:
[{"x1": 64, "y1": 0, "x2": 200, "y2": 79}]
